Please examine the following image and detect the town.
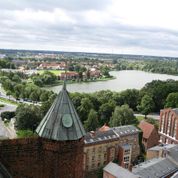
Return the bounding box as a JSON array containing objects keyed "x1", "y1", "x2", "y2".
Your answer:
[
  {"x1": 0, "y1": 50, "x2": 178, "y2": 178},
  {"x1": 1, "y1": 0, "x2": 178, "y2": 177}
]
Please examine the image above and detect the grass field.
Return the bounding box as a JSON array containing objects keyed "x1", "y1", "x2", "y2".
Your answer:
[{"x1": 37, "y1": 70, "x2": 65, "y2": 76}]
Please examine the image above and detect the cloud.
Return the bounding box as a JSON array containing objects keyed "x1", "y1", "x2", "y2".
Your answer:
[{"x1": 0, "y1": 0, "x2": 178, "y2": 57}]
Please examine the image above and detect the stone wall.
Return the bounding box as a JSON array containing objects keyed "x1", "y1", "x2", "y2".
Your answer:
[{"x1": 0, "y1": 137, "x2": 84, "y2": 178}]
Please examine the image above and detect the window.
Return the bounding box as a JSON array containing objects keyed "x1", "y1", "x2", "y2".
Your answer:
[
  {"x1": 125, "y1": 163, "x2": 129, "y2": 169},
  {"x1": 124, "y1": 149, "x2": 130, "y2": 154},
  {"x1": 124, "y1": 156, "x2": 130, "y2": 162},
  {"x1": 174, "y1": 120, "x2": 177, "y2": 138}
]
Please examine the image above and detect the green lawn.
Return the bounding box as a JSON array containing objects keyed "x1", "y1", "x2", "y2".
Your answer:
[
  {"x1": 0, "y1": 97, "x2": 18, "y2": 105},
  {"x1": 37, "y1": 70, "x2": 65, "y2": 76},
  {"x1": 136, "y1": 116, "x2": 145, "y2": 122}
]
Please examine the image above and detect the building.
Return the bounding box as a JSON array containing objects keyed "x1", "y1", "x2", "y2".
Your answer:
[
  {"x1": 60, "y1": 71, "x2": 79, "y2": 80},
  {"x1": 38, "y1": 62, "x2": 66, "y2": 70},
  {"x1": 138, "y1": 121, "x2": 159, "y2": 150},
  {"x1": 159, "y1": 108, "x2": 178, "y2": 144},
  {"x1": 118, "y1": 144, "x2": 132, "y2": 169},
  {"x1": 146, "y1": 144, "x2": 175, "y2": 160},
  {"x1": 104, "y1": 145, "x2": 178, "y2": 178},
  {"x1": 0, "y1": 82, "x2": 86, "y2": 178},
  {"x1": 84, "y1": 125, "x2": 140, "y2": 173},
  {"x1": 103, "y1": 162, "x2": 138, "y2": 178}
]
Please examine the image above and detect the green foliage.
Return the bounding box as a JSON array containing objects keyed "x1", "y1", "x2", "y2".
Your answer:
[
  {"x1": 84, "y1": 109, "x2": 99, "y2": 132},
  {"x1": 109, "y1": 105, "x2": 138, "y2": 127},
  {"x1": 1, "y1": 111, "x2": 15, "y2": 121},
  {"x1": 78, "y1": 97, "x2": 94, "y2": 122},
  {"x1": 165, "y1": 92, "x2": 178, "y2": 108},
  {"x1": 100, "y1": 66, "x2": 110, "y2": 77},
  {"x1": 140, "y1": 80, "x2": 178, "y2": 111},
  {"x1": 97, "y1": 166, "x2": 104, "y2": 178},
  {"x1": 115, "y1": 59, "x2": 178, "y2": 75},
  {"x1": 17, "y1": 130, "x2": 36, "y2": 138},
  {"x1": 32, "y1": 71, "x2": 57, "y2": 86},
  {"x1": 0, "y1": 104, "x2": 5, "y2": 107},
  {"x1": 137, "y1": 94, "x2": 155, "y2": 117},
  {"x1": 146, "y1": 118, "x2": 159, "y2": 130},
  {"x1": 0, "y1": 59, "x2": 15, "y2": 69},
  {"x1": 99, "y1": 101, "x2": 115, "y2": 125},
  {"x1": 15, "y1": 104, "x2": 42, "y2": 131}
]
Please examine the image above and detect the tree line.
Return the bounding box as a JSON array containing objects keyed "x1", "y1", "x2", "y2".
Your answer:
[
  {"x1": 13, "y1": 79, "x2": 178, "y2": 133},
  {"x1": 115, "y1": 59, "x2": 178, "y2": 75}
]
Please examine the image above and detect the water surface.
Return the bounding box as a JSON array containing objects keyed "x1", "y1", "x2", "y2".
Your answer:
[{"x1": 46, "y1": 70, "x2": 178, "y2": 93}]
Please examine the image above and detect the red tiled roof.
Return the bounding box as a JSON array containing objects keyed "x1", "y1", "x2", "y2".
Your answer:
[
  {"x1": 138, "y1": 121, "x2": 155, "y2": 139},
  {"x1": 99, "y1": 124, "x2": 110, "y2": 132}
]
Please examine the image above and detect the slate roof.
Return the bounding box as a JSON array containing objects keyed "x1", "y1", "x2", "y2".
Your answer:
[
  {"x1": 0, "y1": 163, "x2": 12, "y2": 178},
  {"x1": 84, "y1": 125, "x2": 139, "y2": 144},
  {"x1": 104, "y1": 162, "x2": 138, "y2": 178},
  {"x1": 133, "y1": 158, "x2": 178, "y2": 178},
  {"x1": 138, "y1": 121, "x2": 155, "y2": 139},
  {"x1": 36, "y1": 83, "x2": 86, "y2": 141},
  {"x1": 112, "y1": 125, "x2": 139, "y2": 136},
  {"x1": 168, "y1": 145, "x2": 178, "y2": 163},
  {"x1": 172, "y1": 108, "x2": 178, "y2": 115},
  {"x1": 84, "y1": 129, "x2": 118, "y2": 144}
]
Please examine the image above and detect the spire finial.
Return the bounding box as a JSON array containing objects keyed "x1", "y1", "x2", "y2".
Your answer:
[{"x1": 63, "y1": 56, "x2": 67, "y2": 90}]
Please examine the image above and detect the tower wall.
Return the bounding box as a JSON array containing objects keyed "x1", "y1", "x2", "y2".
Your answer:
[{"x1": 0, "y1": 137, "x2": 84, "y2": 178}]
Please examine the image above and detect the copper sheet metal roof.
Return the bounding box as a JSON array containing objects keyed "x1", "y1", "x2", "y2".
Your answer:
[{"x1": 36, "y1": 83, "x2": 86, "y2": 141}]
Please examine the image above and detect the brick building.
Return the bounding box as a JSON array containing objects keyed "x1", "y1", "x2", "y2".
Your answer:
[
  {"x1": 159, "y1": 108, "x2": 178, "y2": 144},
  {"x1": 138, "y1": 121, "x2": 159, "y2": 150},
  {"x1": 0, "y1": 82, "x2": 86, "y2": 178},
  {"x1": 84, "y1": 125, "x2": 140, "y2": 173}
]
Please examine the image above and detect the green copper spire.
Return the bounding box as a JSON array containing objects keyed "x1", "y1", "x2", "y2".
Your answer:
[{"x1": 36, "y1": 82, "x2": 86, "y2": 141}]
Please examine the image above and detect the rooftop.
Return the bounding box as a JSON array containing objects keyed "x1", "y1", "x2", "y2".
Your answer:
[
  {"x1": 36, "y1": 82, "x2": 86, "y2": 141},
  {"x1": 84, "y1": 125, "x2": 139, "y2": 144},
  {"x1": 138, "y1": 121, "x2": 155, "y2": 139},
  {"x1": 104, "y1": 162, "x2": 138, "y2": 178},
  {"x1": 147, "y1": 144, "x2": 175, "y2": 152},
  {"x1": 133, "y1": 158, "x2": 178, "y2": 178}
]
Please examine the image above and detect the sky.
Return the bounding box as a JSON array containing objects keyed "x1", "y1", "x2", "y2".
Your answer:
[{"x1": 0, "y1": 0, "x2": 178, "y2": 57}]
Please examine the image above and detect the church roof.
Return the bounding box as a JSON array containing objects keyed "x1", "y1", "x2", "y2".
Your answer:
[{"x1": 36, "y1": 83, "x2": 86, "y2": 141}]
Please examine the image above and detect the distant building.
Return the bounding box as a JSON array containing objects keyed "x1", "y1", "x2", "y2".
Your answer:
[
  {"x1": 38, "y1": 62, "x2": 66, "y2": 70},
  {"x1": 159, "y1": 108, "x2": 178, "y2": 144},
  {"x1": 84, "y1": 125, "x2": 140, "y2": 173},
  {"x1": 138, "y1": 121, "x2": 159, "y2": 150},
  {"x1": 60, "y1": 71, "x2": 79, "y2": 80}
]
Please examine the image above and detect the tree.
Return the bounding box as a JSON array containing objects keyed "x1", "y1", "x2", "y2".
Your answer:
[
  {"x1": 78, "y1": 97, "x2": 94, "y2": 122},
  {"x1": 84, "y1": 109, "x2": 99, "y2": 132},
  {"x1": 165, "y1": 92, "x2": 178, "y2": 108},
  {"x1": 137, "y1": 94, "x2": 155, "y2": 118},
  {"x1": 109, "y1": 105, "x2": 138, "y2": 127},
  {"x1": 99, "y1": 101, "x2": 115, "y2": 125},
  {"x1": 1, "y1": 111, "x2": 15, "y2": 121},
  {"x1": 120, "y1": 89, "x2": 139, "y2": 111},
  {"x1": 15, "y1": 104, "x2": 42, "y2": 131}
]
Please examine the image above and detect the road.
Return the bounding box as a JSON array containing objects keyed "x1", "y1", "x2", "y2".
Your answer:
[
  {"x1": 134, "y1": 113, "x2": 160, "y2": 120},
  {"x1": 0, "y1": 101, "x2": 17, "y2": 139}
]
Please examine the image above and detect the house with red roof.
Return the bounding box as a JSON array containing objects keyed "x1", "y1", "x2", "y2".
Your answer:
[{"x1": 138, "y1": 121, "x2": 159, "y2": 150}]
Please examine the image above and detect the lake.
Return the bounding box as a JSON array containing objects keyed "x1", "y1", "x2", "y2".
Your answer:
[{"x1": 46, "y1": 70, "x2": 178, "y2": 93}]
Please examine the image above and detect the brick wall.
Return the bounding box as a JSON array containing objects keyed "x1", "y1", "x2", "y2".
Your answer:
[{"x1": 0, "y1": 137, "x2": 84, "y2": 178}]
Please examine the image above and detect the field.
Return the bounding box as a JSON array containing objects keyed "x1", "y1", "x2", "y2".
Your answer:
[{"x1": 37, "y1": 70, "x2": 65, "y2": 76}]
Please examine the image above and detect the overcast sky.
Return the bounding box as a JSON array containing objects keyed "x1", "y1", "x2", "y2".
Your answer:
[{"x1": 1, "y1": 0, "x2": 178, "y2": 57}]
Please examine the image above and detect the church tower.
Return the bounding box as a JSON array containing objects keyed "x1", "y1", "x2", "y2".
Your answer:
[
  {"x1": 0, "y1": 81, "x2": 86, "y2": 178},
  {"x1": 36, "y1": 82, "x2": 86, "y2": 178}
]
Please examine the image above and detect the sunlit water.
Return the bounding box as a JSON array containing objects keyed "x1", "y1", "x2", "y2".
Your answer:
[{"x1": 46, "y1": 70, "x2": 178, "y2": 93}]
